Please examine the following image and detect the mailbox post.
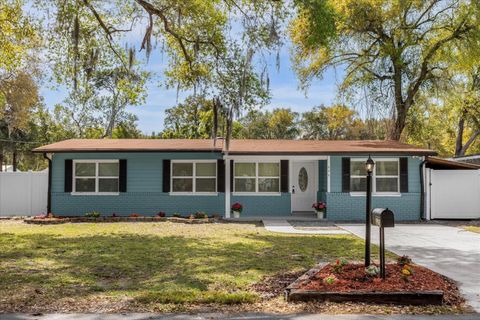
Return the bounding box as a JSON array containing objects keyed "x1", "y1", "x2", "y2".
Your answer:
[{"x1": 371, "y1": 208, "x2": 395, "y2": 279}]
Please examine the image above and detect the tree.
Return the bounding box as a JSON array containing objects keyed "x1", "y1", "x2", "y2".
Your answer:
[
  {"x1": 300, "y1": 105, "x2": 354, "y2": 139},
  {"x1": 0, "y1": 0, "x2": 38, "y2": 75},
  {"x1": 239, "y1": 108, "x2": 299, "y2": 139},
  {"x1": 0, "y1": 72, "x2": 40, "y2": 170},
  {"x1": 290, "y1": 0, "x2": 480, "y2": 140}
]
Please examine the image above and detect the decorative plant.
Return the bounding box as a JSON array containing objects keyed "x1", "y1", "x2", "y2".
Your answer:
[
  {"x1": 157, "y1": 211, "x2": 166, "y2": 217},
  {"x1": 129, "y1": 213, "x2": 141, "y2": 217},
  {"x1": 34, "y1": 213, "x2": 47, "y2": 219},
  {"x1": 194, "y1": 211, "x2": 208, "y2": 219},
  {"x1": 46, "y1": 212, "x2": 54, "y2": 218},
  {"x1": 85, "y1": 211, "x2": 101, "y2": 218},
  {"x1": 401, "y1": 264, "x2": 414, "y2": 281},
  {"x1": 172, "y1": 213, "x2": 182, "y2": 218},
  {"x1": 323, "y1": 274, "x2": 337, "y2": 285},
  {"x1": 332, "y1": 258, "x2": 348, "y2": 273},
  {"x1": 397, "y1": 255, "x2": 412, "y2": 266},
  {"x1": 111, "y1": 213, "x2": 117, "y2": 217},
  {"x1": 231, "y1": 202, "x2": 243, "y2": 213},
  {"x1": 312, "y1": 202, "x2": 326, "y2": 211},
  {"x1": 365, "y1": 265, "x2": 380, "y2": 277}
]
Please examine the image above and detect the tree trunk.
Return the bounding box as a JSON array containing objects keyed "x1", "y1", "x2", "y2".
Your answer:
[
  {"x1": 459, "y1": 130, "x2": 480, "y2": 156},
  {"x1": 390, "y1": 103, "x2": 408, "y2": 140},
  {"x1": 0, "y1": 144, "x2": 3, "y2": 172},
  {"x1": 12, "y1": 148, "x2": 17, "y2": 172},
  {"x1": 455, "y1": 116, "x2": 466, "y2": 156}
]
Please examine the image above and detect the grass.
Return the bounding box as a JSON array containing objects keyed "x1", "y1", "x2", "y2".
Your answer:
[
  {"x1": 0, "y1": 220, "x2": 368, "y2": 312},
  {"x1": 464, "y1": 226, "x2": 480, "y2": 233}
]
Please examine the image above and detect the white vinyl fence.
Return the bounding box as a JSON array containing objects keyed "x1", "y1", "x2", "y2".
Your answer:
[
  {"x1": 428, "y1": 169, "x2": 480, "y2": 219},
  {"x1": 0, "y1": 171, "x2": 48, "y2": 217}
]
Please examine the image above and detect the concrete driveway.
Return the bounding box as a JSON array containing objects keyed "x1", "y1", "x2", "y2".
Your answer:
[{"x1": 339, "y1": 224, "x2": 480, "y2": 312}]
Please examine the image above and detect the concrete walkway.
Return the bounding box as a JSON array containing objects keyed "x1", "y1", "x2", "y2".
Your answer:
[
  {"x1": 339, "y1": 224, "x2": 480, "y2": 312},
  {"x1": 2, "y1": 313, "x2": 479, "y2": 320},
  {"x1": 263, "y1": 219, "x2": 350, "y2": 235}
]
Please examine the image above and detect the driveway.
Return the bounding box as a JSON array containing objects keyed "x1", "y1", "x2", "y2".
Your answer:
[{"x1": 339, "y1": 224, "x2": 480, "y2": 312}]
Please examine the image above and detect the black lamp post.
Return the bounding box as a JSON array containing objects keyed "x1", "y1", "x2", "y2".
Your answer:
[{"x1": 365, "y1": 155, "x2": 375, "y2": 267}]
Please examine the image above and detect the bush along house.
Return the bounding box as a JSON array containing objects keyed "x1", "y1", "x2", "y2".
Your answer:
[{"x1": 33, "y1": 139, "x2": 436, "y2": 220}]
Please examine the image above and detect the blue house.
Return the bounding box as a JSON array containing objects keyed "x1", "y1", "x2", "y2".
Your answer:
[{"x1": 33, "y1": 139, "x2": 436, "y2": 220}]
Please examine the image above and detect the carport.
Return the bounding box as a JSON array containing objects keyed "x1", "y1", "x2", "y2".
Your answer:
[{"x1": 424, "y1": 157, "x2": 480, "y2": 220}]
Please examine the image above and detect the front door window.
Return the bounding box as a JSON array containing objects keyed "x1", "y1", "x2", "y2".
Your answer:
[{"x1": 298, "y1": 167, "x2": 308, "y2": 192}]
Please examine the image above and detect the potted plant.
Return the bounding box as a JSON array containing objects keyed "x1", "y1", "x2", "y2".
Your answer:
[
  {"x1": 231, "y1": 202, "x2": 243, "y2": 218},
  {"x1": 312, "y1": 202, "x2": 326, "y2": 219}
]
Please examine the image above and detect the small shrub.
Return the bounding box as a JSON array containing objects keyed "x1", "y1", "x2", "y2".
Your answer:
[
  {"x1": 397, "y1": 255, "x2": 412, "y2": 266},
  {"x1": 211, "y1": 213, "x2": 221, "y2": 219},
  {"x1": 332, "y1": 258, "x2": 348, "y2": 273},
  {"x1": 172, "y1": 213, "x2": 182, "y2": 218},
  {"x1": 323, "y1": 274, "x2": 337, "y2": 285},
  {"x1": 194, "y1": 211, "x2": 208, "y2": 219},
  {"x1": 401, "y1": 264, "x2": 414, "y2": 281},
  {"x1": 365, "y1": 265, "x2": 380, "y2": 277},
  {"x1": 85, "y1": 211, "x2": 101, "y2": 218},
  {"x1": 34, "y1": 214, "x2": 47, "y2": 219},
  {"x1": 129, "y1": 213, "x2": 141, "y2": 217},
  {"x1": 157, "y1": 211, "x2": 166, "y2": 217},
  {"x1": 111, "y1": 213, "x2": 117, "y2": 217},
  {"x1": 188, "y1": 214, "x2": 195, "y2": 219}
]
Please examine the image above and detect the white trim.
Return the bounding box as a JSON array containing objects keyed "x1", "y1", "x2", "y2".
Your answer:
[
  {"x1": 233, "y1": 161, "x2": 281, "y2": 194},
  {"x1": 72, "y1": 160, "x2": 119, "y2": 195},
  {"x1": 349, "y1": 192, "x2": 401, "y2": 197},
  {"x1": 232, "y1": 192, "x2": 281, "y2": 196},
  {"x1": 71, "y1": 192, "x2": 119, "y2": 196},
  {"x1": 327, "y1": 156, "x2": 331, "y2": 193},
  {"x1": 225, "y1": 159, "x2": 231, "y2": 218},
  {"x1": 170, "y1": 160, "x2": 217, "y2": 194}
]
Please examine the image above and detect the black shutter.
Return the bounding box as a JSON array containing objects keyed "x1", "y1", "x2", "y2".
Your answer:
[
  {"x1": 119, "y1": 159, "x2": 127, "y2": 192},
  {"x1": 64, "y1": 159, "x2": 73, "y2": 192},
  {"x1": 163, "y1": 159, "x2": 171, "y2": 192},
  {"x1": 217, "y1": 159, "x2": 225, "y2": 192},
  {"x1": 280, "y1": 160, "x2": 289, "y2": 193},
  {"x1": 342, "y1": 157, "x2": 351, "y2": 193},
  {"x1": 230, "y1": 160, "x2": 234, "y2": 191},
  {"x1": 400, "y1": 157, "x2": 408, "y2": 193}
]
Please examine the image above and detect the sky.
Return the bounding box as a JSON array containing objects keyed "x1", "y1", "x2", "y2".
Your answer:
[{"x1": 40, "y1": 38, "x2": 345, "y2": 135}]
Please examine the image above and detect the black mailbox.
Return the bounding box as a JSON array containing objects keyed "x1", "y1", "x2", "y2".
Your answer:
[{"x1": 371, "y1": 208, "x2": 394, "y2": 228}]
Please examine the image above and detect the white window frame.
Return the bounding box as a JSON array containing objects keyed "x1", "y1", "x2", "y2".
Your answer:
[
  {"x1": 72, "y1": 160, "x2": 120, "y2": 195},
  {"x1": 233, "y1": 161, "x2": 281, "y2": 195},
  {"x1": 170, "y1": 160, "x2": 217, "y2": 195},
  {"x1": 350, "y1": 158, "x2": 401, "y2": 197}
]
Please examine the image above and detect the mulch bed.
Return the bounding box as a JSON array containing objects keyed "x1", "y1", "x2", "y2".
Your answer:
[
  {"x1": 24, "y1": 216, "x2": 220, "y2": 225},
  {"x1": 287, "y1": 263, "x2": 463, "y2": 306}
]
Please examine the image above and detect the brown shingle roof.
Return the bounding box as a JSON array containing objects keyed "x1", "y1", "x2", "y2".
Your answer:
[{"x1": 33, "y1": 139, "x2": 436, "y2": 155}]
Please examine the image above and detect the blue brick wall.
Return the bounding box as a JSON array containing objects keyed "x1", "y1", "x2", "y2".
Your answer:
[
  {"x1": 231, "y1": 193, "x2": 291, "y2": 217},
  {"x1": 326, "y1": 155, "x2": 422, "y2": 221},
  {"x1": 51, "y1": 152, "x2": 224, "y2": 216}
]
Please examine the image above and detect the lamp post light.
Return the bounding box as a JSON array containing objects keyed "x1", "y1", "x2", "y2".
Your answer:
[{"x1": 365, "y1": 155, "x2": 375, "y2": 267}]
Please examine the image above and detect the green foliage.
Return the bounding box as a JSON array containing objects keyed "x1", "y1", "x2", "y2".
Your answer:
[
  {"x1": 85, "y1": 211, "x2": 101, "y2": 218},
  {"x1": 238, "y1": 108, "x2": 299, "y2": 139},
  {"x1": 194, "y1": 212, "x2": 208, "y2": 219}
]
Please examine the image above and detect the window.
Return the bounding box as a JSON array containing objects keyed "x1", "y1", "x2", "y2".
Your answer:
[
  {"x1": 350, "y1": 159, "x2": 399, "y2": 194},
  {"x1": 234, "y1": 162, "x2": 280, "y2": 193},
  {"x1": 171, "y1": 161, "x2": 216, "y2": 193},
  {"x1": 73, "y1": 160, "x2": 119, "y2": 193}
]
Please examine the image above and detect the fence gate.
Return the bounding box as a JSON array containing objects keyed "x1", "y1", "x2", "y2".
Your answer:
[
  {"x1": 0, "y1": 171, "x2": 48, "y2": 216},
  {"x1": 429, "y1": 169, "x2": 480, "y2": 219}
]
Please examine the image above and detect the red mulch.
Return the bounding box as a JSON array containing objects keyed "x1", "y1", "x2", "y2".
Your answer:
[{"x1": 297, "y1": 263, "x2": 463, "y2": 306}]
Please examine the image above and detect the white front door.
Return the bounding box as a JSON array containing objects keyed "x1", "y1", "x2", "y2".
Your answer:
[{"x1": 291, "y1": 161, "x2": 316, "y2": 212}]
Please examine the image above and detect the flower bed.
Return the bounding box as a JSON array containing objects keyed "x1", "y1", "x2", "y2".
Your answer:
[
  {"x1": 24, "y1": 215, "x2": 220, "y2": 225},
  {"x1": 286, "y1": 262, "x2": 463, "y2": 306}
]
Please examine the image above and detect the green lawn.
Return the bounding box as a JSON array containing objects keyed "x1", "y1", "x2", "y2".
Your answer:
[
  {"x1": 464, "y1": 226, "x2": 480, "y2": 233},
  {"x1": 0, "y1": 220, "x2": 367, "y2": 312}
]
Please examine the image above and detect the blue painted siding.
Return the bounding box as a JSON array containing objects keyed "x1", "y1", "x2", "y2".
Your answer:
[
  {"x1": 326, "y1": 155, "x2": 422, "y2": 221},
  {"x1": 231, "y1": 194, "x2": 291, "y2": 217},
  {"x1": 51, "y1": 152, "x2": 224, "y2": 216}
]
